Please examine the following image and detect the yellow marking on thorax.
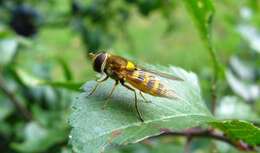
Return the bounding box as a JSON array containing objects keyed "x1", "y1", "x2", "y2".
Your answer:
[{"x1": 126, "y1": 61, "x2": 135, "y2": 70}]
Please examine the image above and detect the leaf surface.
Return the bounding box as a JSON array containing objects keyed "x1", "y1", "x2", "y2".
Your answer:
[{"x1": 69, "y1": 66, "x2": 214, "y2": 153}]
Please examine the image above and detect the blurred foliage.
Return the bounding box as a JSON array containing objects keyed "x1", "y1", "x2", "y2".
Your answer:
[{"x1": 0, "y1": 0, "x2": 259, "y2": 153}]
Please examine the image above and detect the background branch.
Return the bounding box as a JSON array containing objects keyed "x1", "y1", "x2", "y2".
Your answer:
[
  {"x1": 153, "y1": 128, "x2": 256, "y2": 152},
  {"x1": 0, "y1": 74, "x2": 32, "y2": 121}
]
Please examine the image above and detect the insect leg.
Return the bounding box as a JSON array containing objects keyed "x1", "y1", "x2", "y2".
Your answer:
[
  {"x1": 102, "y1": 80, "x2": 119, "y2": 109},
  {"x1": 120, "y1": 81, "x2": 144, "y2": 122},
  {"x1": 139, "y1": 91, "x2": 151, "y2": 103},
  {"x1": 88, "y1": 75, "x2": 109, "y2": 96}
]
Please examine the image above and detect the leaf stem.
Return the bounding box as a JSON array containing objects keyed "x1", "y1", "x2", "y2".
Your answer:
[{"x1": 207, "y1": 44, "x2": 219, "y2": 115}]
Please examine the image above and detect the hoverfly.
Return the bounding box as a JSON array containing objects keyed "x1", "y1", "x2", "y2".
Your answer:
[{"x1": 88, "y1": 52, "x2": 183, "y2": 122}]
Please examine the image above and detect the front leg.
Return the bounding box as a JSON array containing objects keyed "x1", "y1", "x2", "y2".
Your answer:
[{"x1": 88, "y1": 75, "x2": 109, "y2": 96}]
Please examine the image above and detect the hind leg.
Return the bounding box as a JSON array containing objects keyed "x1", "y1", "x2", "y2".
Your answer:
[
  {"x1": 139, "y1": 91, "x2": 151, "y2": 103},
  {"x1": 120, "y1": 81, "x2": 144, "y2": 122}
]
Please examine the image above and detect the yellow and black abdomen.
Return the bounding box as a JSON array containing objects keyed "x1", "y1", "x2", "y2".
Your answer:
[{"x1": 125, "y1": 70, "x2": 176, "y2": 98}]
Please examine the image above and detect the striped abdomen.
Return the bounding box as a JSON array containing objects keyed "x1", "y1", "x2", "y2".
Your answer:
[{"x1": 125, "y1": 70, "x2": 177, "y2": 99}]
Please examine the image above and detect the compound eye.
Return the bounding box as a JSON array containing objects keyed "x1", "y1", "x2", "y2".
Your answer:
[{"x1": 93, "y1": 53, "x2": 107, "y2": 73}]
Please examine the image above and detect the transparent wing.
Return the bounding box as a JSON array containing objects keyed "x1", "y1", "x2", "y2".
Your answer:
[{"x1": 138, "y1": 66, "x2": 184, "y2": 81}]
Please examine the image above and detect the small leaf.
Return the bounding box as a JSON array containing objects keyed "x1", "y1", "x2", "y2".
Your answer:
[
  {"x1": 229, "y1": 56, "x2": 255, "y2": 81},
  {"x1": 0, "y1": 98, "x2": 14, "y2": 120},
  {"x1": 211, "y1": 120, "x2": 260, "y2": 146},
  {"x1": 40, "y1": 81, "x2": 83, "y2": 92},
  {"x1": 0, "y1": 121, "x2": 12, "y2": 137},
  {"x1": 69, "y1": 65, "x2": 214, "y2": 153},
  {"x1": 216, "y1": 96, "x2": 259, "y2": 121},
  {"x1": 0, "y1": 39, "x2": 18, "y2": 66},
  {"x1": 237, "y1": 24, "x2": 260, "y2": 53},
  {"x1": 15, "y1": 68, "x2": 44, "y2": 86},
  {"x1": 57, "y1": 58, "x2": 73, "y2": 81},
  {"x1": 226, "y1": 70, "x2": 260, "y2": 102},
  {"x1": 11, "y1": 122, "x2": 68, "y2": 153},
  {"x1": 15, "y1": 68, "x2": 83, "y2": 91}
]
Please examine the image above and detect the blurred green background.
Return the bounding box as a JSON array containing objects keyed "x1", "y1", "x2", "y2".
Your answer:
[{"x1": 0, "y1": 0, "x2": 259, "y2": 153}]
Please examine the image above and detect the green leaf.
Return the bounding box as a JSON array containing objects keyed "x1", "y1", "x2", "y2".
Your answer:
[
  {"x1": 0, "y1": 96, "x2": 14, "y2": 120},
  {"x1": 182, "y1": 0, "x2": 214, "y2": 44},
  {"x1": 216, "y1": 96, "x2": 259, "y2": 122},
  {"x1": 69, "y1": 65, "x2": 214, "y2": 153},
  {"x1": 211, "y1": 120, "x2": 260, "y2": 145},
  {"x1": 0, "y1": 39, "x2": 18, "y2": 66},
  {"x1": 57, "y1": 58, "x2": 73, "y2": 81},
  {"x1": 15, "y1": 68, "x2": 44, "y2": 87},
  {"x1": 226, "y1": 70, "x2": 260, "y2": 101},
  {"x1": 0, "y1": 121, "x2": 12, "y2": 137},
  {"x1": 11, "y1": 122, "x2": 68, "y2": 153},
  {"x1": 40, "y1": 81, "x2": 83, "y2": 92},
  {"x1": 12, "y1": 104, "x2": 69, "y2": 153},
  {"x1": 15, "y1": 68, "x2": 83, "y2": 91}
]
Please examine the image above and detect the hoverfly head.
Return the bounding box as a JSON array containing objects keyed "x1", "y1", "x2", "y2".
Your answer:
[{"x1": 90, "y1": 52, "x2": 108, "y2": 73}]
